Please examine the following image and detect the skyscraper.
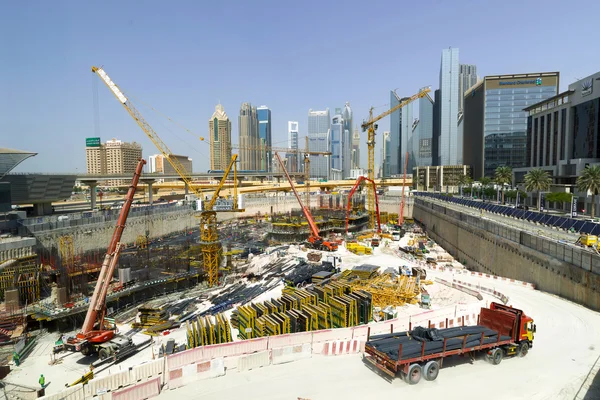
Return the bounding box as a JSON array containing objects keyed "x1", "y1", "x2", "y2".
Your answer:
[
  {"x1": 380, "y1": 131, "x2": 391, "y2": 178},
  {"x1": 352, "y1": 127, "x2": 361, "y2": 169},
  {"x1": 416, "y1": 94, "x2": 434, "y2": 167},
  {"x1": 401, "y1": 101, "x2": 414, "y2": 173},
  {"x1": 209, "y1": 104, "x2": 232, "y2": 171},
  {"x1": 459, "y1": 64, "x2": 478, "y2": 113},
  {"x1": 330, "y1": 114, "x2": 343, "y2": 174},
  {"x1": 257, "y1": 106, "x2": 272, "y2": 172},
  {"x1": 432, "y1": 89, "x2": 441, "y2": 166},
  {"x1": 239, "y1": 103, "x2": 259, "y2": 171},
  {"x1": 388, "y1": 91, "x2": 402, "y2": 177},
  {"x1": 308, "y1": 109, "x2": 330, "y2": 179},
  {"x1": 342, "y1": 103, "x2": 353, "y2": 178},
  {"x1": 439, "y1": 47, "x2": 460, "y2": 166},
  {"x1": 287, "y1": 121, "x2": 299, "y2": 173}
]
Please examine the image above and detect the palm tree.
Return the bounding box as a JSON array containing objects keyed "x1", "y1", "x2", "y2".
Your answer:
[
  {"x1": 577, "y1": 165, "x2": 600, "y2": 218},
  {"x1": 457, "y1": 174, "x2": 471, "y2": 196},
  {"x1": 479, "y1": 177, "x2": 492, "y2": 199},
  {"x1": 524, "y1": 168, "x2": 551, "y2": 210},
  {"x1": 494, "y1": 166, "x2": 513, "y2": 204}
]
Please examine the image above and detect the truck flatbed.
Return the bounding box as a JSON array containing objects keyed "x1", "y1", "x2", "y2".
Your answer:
[{"x1": 363, "y1": 303, "x2": 535, "y2": 384}]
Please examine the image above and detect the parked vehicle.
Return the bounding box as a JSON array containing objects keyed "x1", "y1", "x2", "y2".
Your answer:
[{"x1": 363, "y1": 302, "x2": 535, "y2": 384}]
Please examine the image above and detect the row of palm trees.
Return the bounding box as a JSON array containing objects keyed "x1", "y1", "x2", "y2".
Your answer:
[{"x1": 455, "y1": 165, "x2": 600, "y2": 218}]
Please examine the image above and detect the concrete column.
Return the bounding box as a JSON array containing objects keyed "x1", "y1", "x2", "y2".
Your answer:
[
  {"x1": 34, "y1": 202, "x2": 53, "y2": 216},
  {"x1": 184, "y1": 182, "x2": 189, "y2": 196},
  {"x1": 147, "y1": 181, "x2": 154, "y2": 205},
  {"x1": 84, "y1": 181, "x2": 98, "y2": 210}
]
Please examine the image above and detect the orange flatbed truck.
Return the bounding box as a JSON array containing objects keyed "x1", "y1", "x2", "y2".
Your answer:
[{"x1": 363, "y1": 302, "x2": 535, "y2": 384}]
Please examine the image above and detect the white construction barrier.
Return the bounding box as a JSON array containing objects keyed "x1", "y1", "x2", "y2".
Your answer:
[
  {"x1": 202, "y1": 337, "x2": 268, "y2": 360},
  {"x1": 272, "y1": 343, "x2": 311, "y2": 365},
  {"x1": 168, "y1": 357, "x2": 225, "y2": 389},
  {"x1": 237, "y1": 350, "x2": 271, "y2": 372},
  {"x1": 131, "y1": 358, "x2": 165, "y2": 384},
  {"x1": 112, "y1": 376, "x2": 161, "y2": 400},
  {"x1": 267, "y1": 332, "x2": 312, "y2": 348},
  {"x1": 39, "y1": 384, "x2": 86, "y2": 400},
  {"x1": 85, "y1": 369, "x2": 131, "y2": 398}
]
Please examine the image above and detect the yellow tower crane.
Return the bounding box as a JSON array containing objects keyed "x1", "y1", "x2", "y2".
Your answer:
[
  {"x1": 361, "y1": 87, "x2": 431, "y2": 229},
  {"x1": 91, "y1": 66, "x2": 243, "y2": 287}
]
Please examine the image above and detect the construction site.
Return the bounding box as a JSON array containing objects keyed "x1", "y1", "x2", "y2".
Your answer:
[{"x1": 3, "y1": 66, "x2": 599, "y2": 400}]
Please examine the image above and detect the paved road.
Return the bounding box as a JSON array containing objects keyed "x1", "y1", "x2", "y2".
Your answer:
[{"x1": 423, "y1": 198, "x2": 594, "y2": 251}]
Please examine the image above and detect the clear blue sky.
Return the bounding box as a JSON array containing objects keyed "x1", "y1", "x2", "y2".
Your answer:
[{"x1": 1, "y1": 0, "x2": 598, "y2": 173}]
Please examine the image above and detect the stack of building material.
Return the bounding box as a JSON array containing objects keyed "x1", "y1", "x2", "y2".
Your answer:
[
  {"x1": 186, "y1": 313, "x2": 231, "y2": 348},
  {"x1": 311, "y1": 271, "x2": 334, "y2": 285},
  {"x1": 231, "y1": 284, "x2": 372, "y2": 339},
  {"x1": 344, "y1": 272, "x2": 420, "y2": 309},
  {"x1": 307, "y1": 252, "x2": 322, "y2": 262},
  {"x1": 133, "y1": 305, "x2": 169, "y2": 329}
]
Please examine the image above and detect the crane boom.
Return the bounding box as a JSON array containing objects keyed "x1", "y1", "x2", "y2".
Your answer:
[
  {"x1": 274, "y1": 152, "x2": 320, "y2": 239},
  {"x1": 92, "y1": 66, "x2": 201, "y2": 198},
  {"x1": 205, "y1": 154, "x2": 239, "y2": 211},
  {"x1": 80, "y1": 158, "x2": 146, "y2": 337},
  {"x1": 361, "y1": 87, "x2": 431, "y2": 131}
]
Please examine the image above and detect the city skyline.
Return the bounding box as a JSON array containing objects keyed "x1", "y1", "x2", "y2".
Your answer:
[{"x1": 2, "y1": 1, "x2": 599, "y2": 174}]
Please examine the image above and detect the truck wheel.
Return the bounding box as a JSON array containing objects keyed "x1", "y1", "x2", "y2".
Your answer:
[
  {"x1": 491, "y1": 348, "x2": 503, "y2": 365},
  {"x1": 424, "y1": 360, "x2": 439, "y2": 381},
  {"x1": 406, "y1": 364, "x2": 422, "y2": 385},
  {"x1": 99, "y1": 348, "x2": 111, "y2": 360},
  {"x1": 81, "y1": 346, "x2": 91, "y2": 356},
  {"x1": 518, "y1": 342, "x2": 529, "y2": 357}
]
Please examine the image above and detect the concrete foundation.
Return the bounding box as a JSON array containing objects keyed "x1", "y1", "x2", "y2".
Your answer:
[{"x1": 413, "y1": 198, "x2": 600, "y2": 311}]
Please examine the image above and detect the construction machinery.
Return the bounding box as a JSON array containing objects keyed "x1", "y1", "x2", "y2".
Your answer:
[
  {"x1": 364, "y1": 303, "x2": 535, "y2": 384},
  {"x1": 274, "y1": 153, "x2": 338, "y2": 251},
  {"x1": 92, "y1": 66, "x2": 243, "y2": 287},
  {"x1": 361, "y1": 87, "x2": 431, "y2": 229},
  {"x1": 199, "y1": 154, "x2": 241, "y2": 286},
  {"x1": 345, "y1": 176, "x2": 381, "y2": 235},
  {"x1": 65, "y1": 159, "x2": 145, "y2": 356}
]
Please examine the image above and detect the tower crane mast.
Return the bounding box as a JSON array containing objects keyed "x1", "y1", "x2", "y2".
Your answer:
[
  {"x1": 361, "y1": 87, "x2": 430, "y2": 229},
  {"x1": 92, "y1": 66, "x2": 243, "y2": 288}
]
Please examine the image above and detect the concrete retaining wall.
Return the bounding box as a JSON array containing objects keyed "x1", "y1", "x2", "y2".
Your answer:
[{"x1": 414, "y1": 198, "x2": 600, "y2": 310}]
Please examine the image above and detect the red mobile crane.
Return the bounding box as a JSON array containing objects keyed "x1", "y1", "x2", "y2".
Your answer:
[
  {"x1": 274, "y1": 153, "x2": 338, "y2": 251},
  {"x1": 345, "y1": 176, "x2": 381, "y2": 235},
  {"x1": 66, "y1": 159, "x2": 146, "y2": 355}
]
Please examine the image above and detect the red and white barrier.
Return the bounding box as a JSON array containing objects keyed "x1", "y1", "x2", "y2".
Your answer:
[
  {"x1": 112, "y1": 376, "x2": 161, "y2": 400},
  {"x1": 267, "y1": 331, "x2": 312, "y2": 348},
  {"x1": 168, "y1": 358, "x2": 225, "y2": 389},
  {"x1": 321, "y1": 339, "x2": 362, "y2": 356}
]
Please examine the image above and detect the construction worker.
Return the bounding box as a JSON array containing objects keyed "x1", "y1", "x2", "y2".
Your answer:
[
  {"x1": 12, "y1": 352, "x2": 20, "y2": 366},
  {"x1": 39, "y1": 374, "x2": 45, "y2": 388}
]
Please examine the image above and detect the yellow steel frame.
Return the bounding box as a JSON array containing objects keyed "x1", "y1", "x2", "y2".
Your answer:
[{"x1": 362, "y1": 87, "x2": 431, "y2": 229}]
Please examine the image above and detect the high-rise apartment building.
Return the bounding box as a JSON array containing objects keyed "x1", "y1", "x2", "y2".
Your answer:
[
  {"x1": 463, "y1": 72, "x2": 559, "y2": 179},
  {"x1": 85, "y1": 138, "x2": 142, "y2": 186},
  {"x1": 308, "y1": 109, "x2": 330, "y2": 179},
  {"x1": 439, "y1": 47, "x2": 460, "y2": 166},
  {"x1": 287, "y1": 121, "x2": 300, "y2": 173},
  {"x1": 257, "y1": 106, "x2": 272, "y2": 172},
  {"x1": 352, "y1": 127, "x2": 361, "y2": 169},
  {"x1": 459, "y1": 64, "x2": 478, "y2": 113},
  {"x1": 209, "y1": 104, "x2": 232, "y2": 171},
  {"x1": 239, "y1": 103, "x2": 260, "y2": 171}
]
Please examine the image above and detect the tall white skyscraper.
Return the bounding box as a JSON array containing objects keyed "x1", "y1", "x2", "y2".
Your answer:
[
  {"x1": 307, "y1": 109, "x2": 330, "y2": 179},
  {"x1": 287, "y1": 121, "x2": 299, "y2": 172},
  {"x1": 439, "y1": 47, "x2": 460, "y2": 166},
  {"x1": 341, "y1": 103, "x2": 353, "y2": 178},
  {"x1": 459, "y1": 64, "x2": 478, "y2": 113}
]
